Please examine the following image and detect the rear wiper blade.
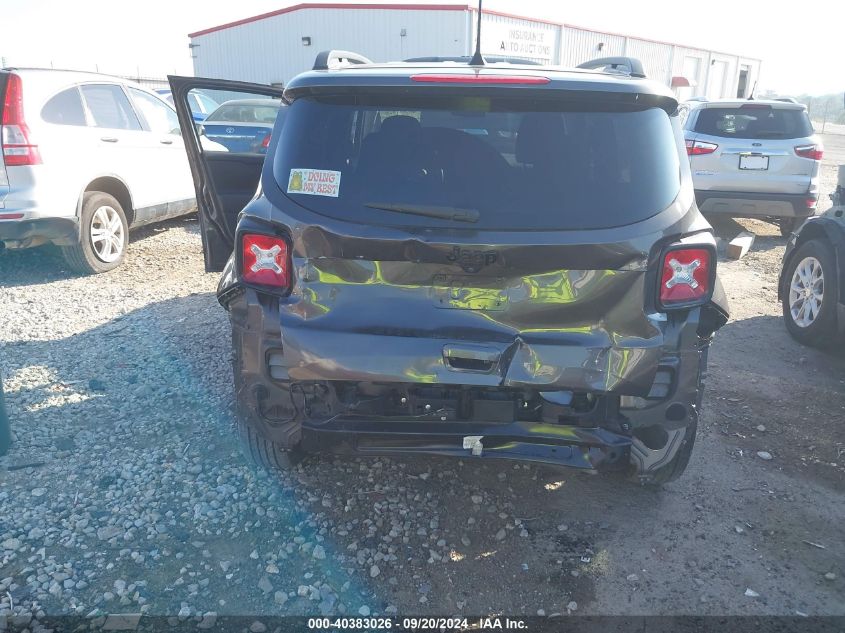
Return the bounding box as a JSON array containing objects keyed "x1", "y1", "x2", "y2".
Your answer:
[{"x1": 364, "y1": 202, "x2": 480, "y2": 224}]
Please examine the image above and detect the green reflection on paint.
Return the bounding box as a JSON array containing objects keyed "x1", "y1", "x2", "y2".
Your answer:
[
  {"x1": 526, "y1": 424, "x2": 579, "y2": 438},
  {"x1": 306, "y1": 262, "x2": 623, "y2": 322},
  {"x1": 403, "y1": 366, "x2": 437, "y2": 384}
]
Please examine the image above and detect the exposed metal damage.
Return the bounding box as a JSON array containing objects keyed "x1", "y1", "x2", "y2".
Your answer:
[{"x1": 224, "y1": 232, "x2": 727, "y2": 479}]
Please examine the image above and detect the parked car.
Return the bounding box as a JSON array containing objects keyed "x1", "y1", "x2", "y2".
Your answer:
[
  {"x1": 779, "y1": 166, "x2": 845, "y2": 346},
  {"x1": 169, "y1": 53, "x2": 729, "y2": 485},
  {"x1": 156, "y1": 88, "x2": 219, "y2": 123},
  {"x1": 200, "y1": 99, "x2": 283, "y2": 154},
  {"x1": 0, "y1": 68, "x2": 196, "y2": 273},
  {"x1": 681, "y1": 99, "x2": 823, "y2": 236}
]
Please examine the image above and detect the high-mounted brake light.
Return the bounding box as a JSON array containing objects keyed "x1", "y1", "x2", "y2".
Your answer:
[
  {"x1": 1, "y1": 73, "x2": 41, "y2": 166},
  {"x1": 794, "y1": 144, "x2": 823, "y2": 161},
  {"x1": 241, "y1": 233, "x2": 291, "y2": 289},
  {"x1": 659, "y1": 247, "x2": 712, "y2": 309},
  {"x1": 685, "y1": 139, "x2": 718, "y2": 156},
  {"x1": 410, "y1": 74, "x2": 551, "y2": 85}
]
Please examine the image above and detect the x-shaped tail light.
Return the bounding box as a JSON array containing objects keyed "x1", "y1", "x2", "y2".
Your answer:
[
  {"x1": 241, "y1": 234, "x2": 290, "y2": 289},
  {"x1": 250, "y1": 243, "x2": 283, "y2": 274},
  {"x1": 664, "y1": 257, "x2": 701, "y2": 290},
  {"x1": 659, "y1": 247, "x2": 711, "y2": 308}
]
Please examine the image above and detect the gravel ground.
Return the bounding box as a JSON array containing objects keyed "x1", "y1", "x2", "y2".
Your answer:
[{"x1": 1, "y1": 154, "x2": 844, "y2": 625}]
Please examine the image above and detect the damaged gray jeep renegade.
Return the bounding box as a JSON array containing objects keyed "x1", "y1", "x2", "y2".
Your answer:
[{"x1": 169, "y1": 51, "x2": 729, "y2": 485}]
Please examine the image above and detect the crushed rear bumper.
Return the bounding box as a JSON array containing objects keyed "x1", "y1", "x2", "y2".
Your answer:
[
  {"x1": 226, "y1": 275, "x2": 725, "y2": 477},
  {"x1": 301, "y1": 418, "x2": 631, "y2": 470}
]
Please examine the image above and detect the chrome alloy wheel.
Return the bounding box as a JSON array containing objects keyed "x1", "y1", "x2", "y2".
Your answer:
[
  {"x1": 89, "y1": 205, "x2": 125, "y2": 263},
  {"x1": 788, "y1": 256, "x2": 824, "y2": 328}
]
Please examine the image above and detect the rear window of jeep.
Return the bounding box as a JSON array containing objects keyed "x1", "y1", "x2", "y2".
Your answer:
[{"x1": 272, "y1": 95, "x2": 681, "y2": 230}]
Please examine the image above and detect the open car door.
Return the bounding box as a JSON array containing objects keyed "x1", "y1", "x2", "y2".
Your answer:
[{"x1": 168, "y1": 76, "x2": 286, "y2": 271}]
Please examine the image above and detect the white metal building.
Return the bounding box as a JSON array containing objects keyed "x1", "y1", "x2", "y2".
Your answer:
[{"x1": 188, "y1": 3, "x2": 762, "y2": 100}]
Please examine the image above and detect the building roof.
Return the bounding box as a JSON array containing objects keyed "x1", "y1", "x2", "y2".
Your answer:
[
  {"x1": 189, "y1": 3, "x2": 469, "y2": 38},
  {"x1": 188, "y1": 2, "x2": 761, "y2": 62}
]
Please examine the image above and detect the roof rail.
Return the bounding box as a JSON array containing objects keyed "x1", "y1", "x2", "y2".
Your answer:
[
  {"x1": 576, "y1": 56, "x2": 646, "y2": 78},
  {"x1": 313, "y1": 50, "x2": 372, "y2": 71}
]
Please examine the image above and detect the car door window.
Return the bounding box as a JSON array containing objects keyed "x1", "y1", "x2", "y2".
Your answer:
[
  {"x1": 81, "y1": 84, "x2": 142, "y2": 131},
  {"x1": 195, "y1": 92, "x2": 219, "y2": 115},
  {"x1": 41, "y1": 87, "x2": 87, "y2": 126},
  {"x1": 129, "y1": 88, "x2": 180, "y2": 136},
  {"x1": 190, "y1": 88, "x2": 282, "y2": 154}
]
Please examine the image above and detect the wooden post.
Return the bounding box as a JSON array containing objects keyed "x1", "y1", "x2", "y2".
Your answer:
[{"x1": 727, "y1": 232, "x2": 755, "y2": 260}]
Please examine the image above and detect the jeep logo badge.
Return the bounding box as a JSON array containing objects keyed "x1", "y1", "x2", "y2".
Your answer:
[{"x1": 446, "y1": 246, "x2": 497, "y2": 273}]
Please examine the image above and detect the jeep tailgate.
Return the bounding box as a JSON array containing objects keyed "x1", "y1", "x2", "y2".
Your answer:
[
  {"x1": 249, "y1": 89, "x2": 702, "y2": 396},
  {"x1": 274, "y1": 226, "x2": 674, "y2": 397}
]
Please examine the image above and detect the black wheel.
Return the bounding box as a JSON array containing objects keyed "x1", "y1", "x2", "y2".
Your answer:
[
  {"x1": 61, "y1": 192, "x2": 129, "y2": 274},
  {"x1": 782, "y1": 239, "x2": 840, "y2": 347},
  {"x1": 236, "y1": 415, "x2": 303, "y2": 473},
  {"x1": 231, "y1": 331, "x2": 304, "y2": 473},
  {"x1": 779, "y1": 218, "x2": 800, "y2": 238},
  {"x1": 633, "y1": 418, "x2": 698, "y2": 486},
  {"x1": 645, "y1": 424, "x2": 696, "y2": 485}
]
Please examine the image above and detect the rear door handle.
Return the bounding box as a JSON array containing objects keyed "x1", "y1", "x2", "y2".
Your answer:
[
  {"x1": 159, "y1": 138, "x2": 174, "y2": 145},
  {"x1": 100, "y1": 136, "x2": 119, "y2": 143},
  {"x1": 443, "y1": 344, "x2": 501, "y2": 373}
]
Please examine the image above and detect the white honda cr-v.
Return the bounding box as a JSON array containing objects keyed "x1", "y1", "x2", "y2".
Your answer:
[{"x1": 0, "y1": 68, "x2": 196, "y2": 273}]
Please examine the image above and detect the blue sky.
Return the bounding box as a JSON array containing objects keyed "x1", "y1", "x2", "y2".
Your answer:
[{"x1": 2, "y1": 0, "x2": 841, "y2": 95}]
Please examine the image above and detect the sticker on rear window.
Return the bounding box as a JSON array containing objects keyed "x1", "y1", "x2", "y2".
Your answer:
[{"x1": 287, "y1": 168, "x2": 341, "y2": 198}]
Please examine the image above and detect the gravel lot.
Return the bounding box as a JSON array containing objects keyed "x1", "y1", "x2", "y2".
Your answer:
[{"x1": 1, "y1": 145, "x2": 844, "y2": 625}]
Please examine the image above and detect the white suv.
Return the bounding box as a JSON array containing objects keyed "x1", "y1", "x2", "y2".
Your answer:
[
  {"x1": 681, "y1": 99, "x2": 822, "y2": 236},
  {"x1": 0, "y1": 68, "x2": 196, "y2": 273}
]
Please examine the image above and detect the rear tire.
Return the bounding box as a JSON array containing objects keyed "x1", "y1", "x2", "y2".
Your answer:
[
  {"x1": 61, "y1": 192, "x2": 128, "y2": 274},
  {"x1": 779, "y1": 218, "x2": 800, "y2": 238},
  {"x1": 236, "y1": 415, "x2": 302, "y2": 473},
  {"x1": 782, "y1": 239, "x2": 840, "y2": 347},
  {"x1": 642, "y1": 422, "x2": 696, "y2": 486}
]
